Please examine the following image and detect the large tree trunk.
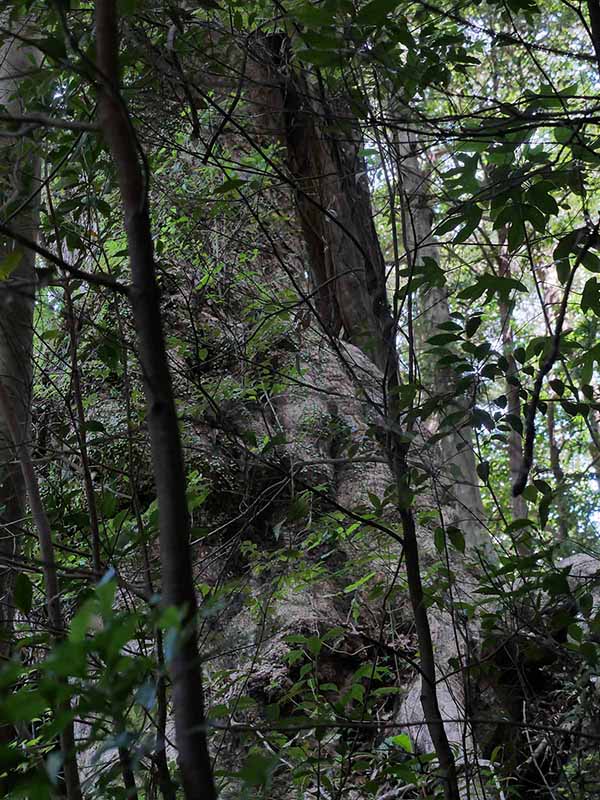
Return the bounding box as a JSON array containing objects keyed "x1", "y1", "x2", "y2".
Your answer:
[
  {"x1": 0, "y1": 22, "x2": 39, "y2": 660},
  {"x1": 246, "y1": 38, "x2": 462, "y2": 795},
  {"x1": 246, "y1": 34, "x2": 391, "y2": 370}
]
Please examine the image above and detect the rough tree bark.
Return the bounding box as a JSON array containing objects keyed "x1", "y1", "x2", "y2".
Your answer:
[
  {"x1": 0, "y1": 20, "x2": 39, "y2": 661},
  {"x1": 246, "y1": 34, "x2": 390, "y2": 370},
  {"x1": 246, "y1": 45, "x2": 461, "y2": 798},
  {"x1": 94, "y1": 3, "x2": 216, "y2": 799}
]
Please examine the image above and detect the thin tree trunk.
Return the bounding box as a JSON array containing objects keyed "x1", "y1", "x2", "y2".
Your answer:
[
  {"x1": 95, "y1": 3, "x2": 215, "y2": 799},
  {"x1": 118, "y1": 744, "x2": 139, "y2": 800},
  {"x1": 546, "y1": 401, "x2": 568, "y2": 542},
  {"x1": 397, "y1": 503, "x2": 461, "y2": 800},
  {"x1": 497, "y1": 230, "x2": 529, "y2": 553},
  {"x1": 115, "y1": 299, "x2": 177, "y2": 800},
  {"x1": 500, "y1": 296, "x2": 528, "y2": 518},
  {"x1": 45, "y1": 182, "x2": 104, "y2": 575},
  {"x1": 0, "y1": 383, "x2": 83, "y2": 800},
  {"x1": 540, "y1": 269, "x2": 570, "y2": 543},
  {"x1": 588, "y1": 406, "x2": 600, "y2": 487},
  {"x1": 395, "y1": 127, "x2": 486, "y2": 551},
  {"x1": 65, "y1": 284, "x2": 103, "y2": 573},
  {"x1": 587, "y1": 0, "x2": 600, "y2": 75}
]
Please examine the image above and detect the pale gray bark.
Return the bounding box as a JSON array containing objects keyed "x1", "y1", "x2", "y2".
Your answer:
[
  {"x1": 394, "y1": 130, "x2": 498, "y2": 799},
  {"x1": 395, "y1": 129, "x2": 487, "y2": 551}
]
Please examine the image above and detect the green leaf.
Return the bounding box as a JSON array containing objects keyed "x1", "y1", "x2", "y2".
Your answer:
[
  {"x1": 447, "y1": 526, "x2": 465, "y2": 553},
  {"x1": 556, "y1": 259, "x2": 571, "y2": 285},
  {"x1": 2, "y1": 689, "x2": 47, "y2": 723},
  {"x1": 453, "y1": 206, "x2": 482, "y2": 243},
  {"x1": 507, "y1": 220, "x2": 525, "y2": 250},
  {"x1": 287, "y1": 493, "x2": 310, "y2": 521},
  {"x1": 389, "y1": 733, "x2": 413, "y2": 752},
  {"x1": 543, "y1": 571, "x2": 569, "y2": 596},
  {"x1": 476, "y1": 461, "x2": 490, "y2": 482},
  {"x1": 0, "y1": 250, "x2": 23, "y2": 280},
  {"x1": 117, "y1": 0, "x2": 138, "y2": 14},
  {"x1": 14, "y1": 573, "x2": 33, "y2": 615},
  {"x1": 539, "y1": 494, "x2": 552, "y2": 529},
  {"x1": 214, "y1": 178, "x2": 246, "y2": 194},
  {"x1": 296, "y1": 48, "x2": 345, "y2": 66},
  {"x1": 459, "y1": 274, "x2": 527, "y2": 303},
  {"x1": 554, "y1": 127, "x2": 576, "y2": 145},
  {"x1": 465, "y1": 314, "x2": 483, "y2": 337},
  {"x1": 39, "y1": 37, "x2": 67, "y2": 62},
  {"x1": 506, "y1": 518, "x2": 537, "y2": 533},
  {"x1": 427, "y1": 333, "x2": 461, "y2": 345},
  {"x1": 344, "y1": 572, "x2": 376, "y2": 593},
  {"x1": 356, "y1": 0, "x2": 401, "y2": 25},
  {"x1": 581, "y1": 250, "x2": 600, "y2": 273},
  {"x1": 437, "y1": 215, "x2": 465, "y2": 236},
  {"x1": 434, "y1": 526, "x2": 445, "y2": 553},
  {"x1": 521, "y1": 485, "x2": 538, "y2": 502},
  {"x1": 238, "y1": 752, "x2": 277, "y2": 788},
  {"x1": 85, "y1": 420, "x2": 106, "y2": 433},
  {"x1": 69, "y1": 599, "x2": 95, "y2": 642}
]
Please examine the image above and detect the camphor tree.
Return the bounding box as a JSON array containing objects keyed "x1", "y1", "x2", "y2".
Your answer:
[{"x1": 1, "y1": 1, "x2": 600, "y2": 799}]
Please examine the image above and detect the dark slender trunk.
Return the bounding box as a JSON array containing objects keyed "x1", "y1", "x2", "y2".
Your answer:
[
  {"x1": 547, "y1": 402, "x2": 569, "y2": 543},
  {"x1": 588, "y1": 407, "x2": 600, "y2": 487},
  {"x1": 540, "y1": 269, "x2": 569, "y2": 543},
  {"x1": 115, "y1": 298, "x2": 177, "y2": 800},
  {"x1": 95, "y1": 3, "x2": 215, "y2": 799},
  {"x1": 119, "y1": 744, "x2": 139, "y2": 800},
  {"x1": 398, "y1": 500, "x2": 460, "y2": 800},
  {"x1": 497, "y1": 230, "x2": 529, "y2": 551},
  {"x1": 153, "y1": 628, "x2": 178, "y2": 800},
  {"x1": 248, "y1": 50, "x2": 460, "y2": 794},
  {"x1": 45, "y1": 183, "x2": 103, "y2": 575},
  {"x1": 500, "y1": 297, "x2": 528, "y2": 522},
  {"x1": 587, "y1": 0, "x2": 600, "y2": 75},
  {"x1": 66, "y1": 286, "x2": 103, "y2": 574}
]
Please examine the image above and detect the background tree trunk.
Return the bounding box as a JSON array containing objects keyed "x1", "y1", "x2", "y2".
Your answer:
[
  {"x1": 0, "y1": 20, "x2": 40, "y2": 661},
  {"x1": 540, "y1": 267, "x2": 570, "y2": 542},
  {"x1": 395, "y1": 128, "x2": 487, "y2": 551}
]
